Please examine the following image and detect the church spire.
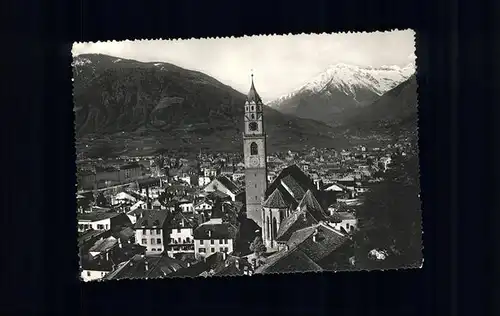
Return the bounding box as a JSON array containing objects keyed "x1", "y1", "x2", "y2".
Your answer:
[{"x1": 247, "y1": 73, "x2": 262, "y2": 104}]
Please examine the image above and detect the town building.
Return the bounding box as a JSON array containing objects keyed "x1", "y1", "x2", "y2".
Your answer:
[
  {"x1": 166, "y1": 212, "x2": 197, "y2": 257},
  {"x1": 193, "y1": 218, "x2": 238, "y2": 260},
  {"x1": 133, "y1": 210, "x2": 170, "y2": 255},
  {"x1": 203, "y1": 175, "x2": 244, "y2": 202},
  {"x1": 77, "y1": 212, "x2": 131, "y2": 233}
]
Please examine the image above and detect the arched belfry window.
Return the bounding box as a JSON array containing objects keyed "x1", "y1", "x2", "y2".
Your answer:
[
  {"x1": 250, "y1": 142, "x2": 258, "y2": 155},
  {"x1": 272, "y1": 217, "x2": 278, "y2": 242}
]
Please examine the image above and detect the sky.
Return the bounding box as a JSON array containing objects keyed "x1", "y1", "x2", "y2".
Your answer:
[{"x1": 73, "y1": 30, "x2": 416, "y2": 101}]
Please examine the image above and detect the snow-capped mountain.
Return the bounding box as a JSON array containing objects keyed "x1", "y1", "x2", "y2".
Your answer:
[{"x1": 269, "y1": 62, "x2": 415, "y2": 125}]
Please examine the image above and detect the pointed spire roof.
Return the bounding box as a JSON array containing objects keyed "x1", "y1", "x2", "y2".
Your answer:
[
  {"x1": 263, "y1": 188, "x2": 288, "y2": 209},
  {"x1": 247, "y1": 74, "x2": 262, "y2": 104}
]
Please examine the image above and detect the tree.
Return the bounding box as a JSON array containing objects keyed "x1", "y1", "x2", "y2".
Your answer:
[
  {"x1": 350, "y1": 151, "x2": 422, "y2": 270},
  {"x1": 249, "y1": 236, "x2": 267, "y2": 257},
  {"x1": 95, "y1": 192, "x2": 108, "y2": 207}
]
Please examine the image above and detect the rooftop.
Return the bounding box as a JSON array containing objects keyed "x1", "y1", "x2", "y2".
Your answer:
[
  {"x1": 193, "y1": 221, "x2": 238, "y2": 240},
  {"x1": 262, "y1": 188, "x2": 288, "y2": 209},
  {"x1": 77, "y1": 211, "x2": 120, "y2": 222},
  {"x1": 89, "y1": 236, "x2": 118, "y2": 254},
  {"x1": 254, "y1": 247, "x2": 323, "y2": 275},
  {"x1": 104, "y1": 254, "x2": 187, "y2": 280},
  {"x1": 215, "y1": 176, "x2": 241, "y2": 195},
  {"x1": 134, "y1": 210, "x2": 170, "y2": 229}
]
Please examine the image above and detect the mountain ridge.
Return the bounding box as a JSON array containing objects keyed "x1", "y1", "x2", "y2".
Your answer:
[
  {"x1": 72, "y1": 54, "x2": 348, "y2": 157},
  {"x1": 268, "y1": 62, "x2": 415, "y2": 125}
]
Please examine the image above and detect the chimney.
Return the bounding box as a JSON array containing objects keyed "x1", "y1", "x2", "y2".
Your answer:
[
  {"x1": 222, "y1": 251, "x2": 227, "y2": 261},
  {"x1": 118, "y1": 238, "x2": 122, "y2": 249},
  {"x1": 235, "y1": 259, "x2": 240, "y2": 270},
  {"x1": 208, "y1": 230, "x2": 212, "y2": 238},
  {"x1": 105, "y1": 251, "x2": 109, "y2": 261},
  {"x1": 144, "y1": 260, "x2": 149, "y2": 271},
  {"x1": 187, "y1": 262, "x2": 191, "y2": 267},
  {"x1": 312, "y1": 229, "x2": 319, "y2": 243}
]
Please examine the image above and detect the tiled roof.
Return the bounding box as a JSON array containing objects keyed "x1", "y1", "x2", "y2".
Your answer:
[
  {"x1": 265, "y1": 164, "x2": 315, "y2": 198},
  {"x1": 134, "y1": 210, "x2": 170, "y2": 229},
  {"x1": 216, "y1": 176, "x2": 241, "y2": 195},
  {"x1": 168, "y1": 211, "x2": 197, "y2": 229},
  {"x1": 167, "y1": 260, "x2": 210, "y2": 278},
  {"x1": 280, "y1": 175, "x2": 306, "y2": 201},
  {"x1": 193, "y1": 222, "x2": 238, "y2": 240},
  {"x1": 297, "y1": 190, "x2": 328, "y2": 221},
  {"x1": 275, "y1": 209, "x2": 319, "y2": 242},
  {"x1": 77, "y1": 211, "x2": 120, "y2": 222},
  {"x1": 78, "y1": 229, "x2": 110, "y2": 247},
  {"x1": 115, "y1": 227, "x2": 135, "y2": 241},
  {"x1": 89, "y1": 236, "x2": 118, "y2": 253},
  {"x1": 104, "y1": 254, "x2": 187, "y2": 280},
  {"x1": 80, "y1": 243, "x2": 146, "y2": 273},
  {"x1": 286, "y1": 223, "x2": 347, "y2": 262},
  {"x1": 262, "y1": 188, "x2": 288, "y2": 209},
  {"x1": 254, "y1": 247, "x2": 323, "y2": 275}
]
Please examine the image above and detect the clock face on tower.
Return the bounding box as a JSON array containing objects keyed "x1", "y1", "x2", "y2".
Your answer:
[
  {"x1": 249, "y1": 122, "x2": 258, "y2": 131},
  {"x1": 249, "y1": 157, "x2": 260, "y2": 167}
]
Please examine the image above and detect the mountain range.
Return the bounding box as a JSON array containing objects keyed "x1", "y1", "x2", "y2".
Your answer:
[
  {"x1": 268, "y1": 63, "x2": 415, "y2": 126},
  {"x1": 72, "y1": 54, "x2": 346, "y2": 157}
]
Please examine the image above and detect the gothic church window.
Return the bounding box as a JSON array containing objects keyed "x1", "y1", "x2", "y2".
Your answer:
[
  {"x1": 250, "y1": 142, "x2": 258, "y2": 155},
  {"x1": 249, "y1": 122, "x2": 258, "y2": 132},
  {"x1": 272, "y1": 218, "x2": 278, "y2": 241}
]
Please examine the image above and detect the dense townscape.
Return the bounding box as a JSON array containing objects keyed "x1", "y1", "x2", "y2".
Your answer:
[{"x1": 76, "y1": 79, "x2": 420, "y2": 281}]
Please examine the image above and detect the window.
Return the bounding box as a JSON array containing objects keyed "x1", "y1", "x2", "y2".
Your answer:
[
  {"x1": 142, "y1": 238, "x2": 147, "y2": 244},
  {"x1": 255, "y1": 184, "x2": 257, "y2": 188},
  {"x1": 225, "y1": 239, "x2": 228, "y2": 244},
  {"x1": 177, "y1": 228, "x2": 181, "y2": 233},
  {"x1": 210, "y1": 248, "x2": 215, "y2": 253},
  {"x1": 219, "y1": 239, "x2": 224, "y2": 244},
  {"x1": 156, "y1": 229, "x2": 161, "y2": 234},
  {"x1": 87, "y1": 271, "x2": 91, "y2": 277},
  {"x1": 220, "y1": 247, "x2": 224, "y2": 252},
  {"x1": 199, "y1": 248, "x2": 206, "y2": 253},
  {"x1": 157, "y1": 238, "x2": 162, "y2": 244},
  {"x1": 250, "y1": 142, "x2": 258, "y2": 155},
  {"x1": 224, "y1": 247, "x2": 229, "y2": 252},
  {"x1": 151, "y1": 238, "x2": 156, "y2": 245},
  {"x1": 251, "y1": 106, "x2": 254, "y2": 111},
  {"x1": 97, "y1": 224, "x2": 104, "y2": 230},
  {"x1": 255, "y1": 196, "x2": 258, "y2": 201},
  {"x1": 210, "y1": 240, "x2": 215, "y2": 244},
  {"x1": 142, "y1": 229, "x2": 147, "y2": 235},
  {"x1": 251, "y1": 114, "x2": 255, "y2": 120},
  {"x1": 151, "y1": 248, "x2": 156, "y2": 251},
  {"x1": 105, "y1": 224, "x2": 109, "y2": 230},
  {"x1": 178, "y1": 237, "x2": 181, "y2": 243},
  {"x1": 200, "y1": 239, "x2": 204, "y2": 245}
]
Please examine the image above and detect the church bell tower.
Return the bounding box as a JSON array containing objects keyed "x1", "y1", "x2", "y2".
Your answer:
[{"x1": 243, "y1": 74, "x2": 268, "y2": 228}]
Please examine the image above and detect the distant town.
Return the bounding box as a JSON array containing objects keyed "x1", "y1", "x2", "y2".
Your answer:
[{"x1": 77, "y1": 82, "x2": 416, "y2": 280}]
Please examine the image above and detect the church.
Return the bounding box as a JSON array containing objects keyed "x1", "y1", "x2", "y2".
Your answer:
[{"x1": 243, "y1": 76, "x2": 334, "y2": 252}]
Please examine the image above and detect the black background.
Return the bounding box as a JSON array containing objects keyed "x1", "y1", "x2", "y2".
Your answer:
[{"x1": 1, "y1": 0, "x2": 497, "y2": 314}]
